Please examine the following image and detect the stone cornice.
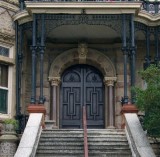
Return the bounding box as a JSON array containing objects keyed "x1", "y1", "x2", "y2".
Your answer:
[
  {"x1": 13, "y1": 2, "x2": 142, "y2": 23},
  {"x1": 13, "y1": 10, "x2": 32, "y2": 24},
  {"x1": 135, "y1": 10, "x2": 160, "y2": 26},
  {"x1": 25, "y1": 2, "x2": 141, "y2": 14},
  {"x1": 0, "y1": 0, "x2": 19, "y2": 12}
]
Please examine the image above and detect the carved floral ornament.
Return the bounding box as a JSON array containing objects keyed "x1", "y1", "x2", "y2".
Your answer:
[
  {"x1": 48, "y1": 77, "x2": 61, "y2": 86},
  {"x1": 104, "y1": 77, "x2": 117, "y2": 86},
  {"x1": 78, "y1": 43, "x2": 88, "y2": 64}
]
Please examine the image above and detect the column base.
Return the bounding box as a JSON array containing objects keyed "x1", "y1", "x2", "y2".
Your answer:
[
  {"x1": 107, "y1": 126, "x2": 115, "y2": 129},
  {"x1": 45, "y1": 120, "x2": 58, "y2": 130}
]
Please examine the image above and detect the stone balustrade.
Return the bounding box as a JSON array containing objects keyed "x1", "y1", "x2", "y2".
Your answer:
[
  {"x1": 14, "y1": 113, "x2": 43, "y2": 157},
  {"x1": 124, "y1": 113, "x2": 156, "y2": 157}
]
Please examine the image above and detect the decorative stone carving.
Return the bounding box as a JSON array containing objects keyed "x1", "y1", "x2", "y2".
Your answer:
[
  {"x1": 0, "y1": 10, "x2": 14, "y2": 35},
  {"x1": 78, "y1": 43, "x2": 88, "y2": 64},
  {"x1": 0, "y1": 32, "x2": 15, "y2": 45},
  {"x1": 104, "y1": 77, "x2": 117, "y2": 86},
  {"x1": 48, "y1": 77, "x2": 61, "y2": 86}
]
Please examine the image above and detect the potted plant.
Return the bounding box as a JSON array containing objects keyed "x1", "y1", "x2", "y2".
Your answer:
[{"x1": 4, "y1": 118, "x2": 18, "y2": 133}]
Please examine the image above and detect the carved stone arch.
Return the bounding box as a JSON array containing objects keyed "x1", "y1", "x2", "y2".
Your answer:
[{"x1": 48, "y1": 48, "x2": 116, "y2": 79}]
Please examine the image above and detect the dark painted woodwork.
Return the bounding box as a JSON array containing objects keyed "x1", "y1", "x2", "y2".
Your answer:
[{"x1": 60, "y1": 65, "x2": 104, "y2": 129}]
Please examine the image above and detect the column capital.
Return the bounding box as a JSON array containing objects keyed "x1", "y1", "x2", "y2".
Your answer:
[
  {"x1": 104, "y1": 77, "x2": 117, "y2": 86},
  {"x1": 48, "y1": 77, "x2": 61, "y2": 86}
]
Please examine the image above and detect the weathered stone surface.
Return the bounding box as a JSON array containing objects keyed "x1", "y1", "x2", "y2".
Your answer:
[
  {"x1": 14, "y1": 113, "x2": 43, "y2": 157},
  {"x1": 36, "y1": 129, "x2": 132, "y2": 157},
  {"x1": 125, "y1": 113, "x2": 156, "y2": 157}
]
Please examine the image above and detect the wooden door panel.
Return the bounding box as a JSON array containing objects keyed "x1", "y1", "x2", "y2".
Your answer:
[{"x1": 60, "y1": 65, "x2": 104, "y2": 128}]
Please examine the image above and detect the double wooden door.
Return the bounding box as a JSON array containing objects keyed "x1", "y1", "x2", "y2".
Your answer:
[{"x1": 60, "y1": 64, "x2": 104, "y2": 128}]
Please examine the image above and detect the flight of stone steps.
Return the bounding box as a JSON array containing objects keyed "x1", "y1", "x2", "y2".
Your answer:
[{"x1": 36, "y1": 129, "x2": 132, "y2": 157}]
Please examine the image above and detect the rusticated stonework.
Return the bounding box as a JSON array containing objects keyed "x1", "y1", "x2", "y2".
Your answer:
[
  {"x1": 0, "y1": 8, "x2": 14, "y2": 35},
  {"x1": 0, "y1": 142, "x2": 17, "y2": 156}
]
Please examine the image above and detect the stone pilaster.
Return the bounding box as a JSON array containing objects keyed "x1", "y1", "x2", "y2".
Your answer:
[
  {"x1": 104, "y1": 77, "x2": 117, "y2": 128},
  {"x1": 49, "y1": 77, "x2": 61, "y2": 128}
]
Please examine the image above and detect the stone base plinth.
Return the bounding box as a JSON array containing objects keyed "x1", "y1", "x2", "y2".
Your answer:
[
  {"x1": 27, "y1": 105, "x2": 46, "y2": 114},
  {"x1": 45, "y1": 120, "x2": 58, "y2": 130},
  {"x1": 121, "y1": 104, "x2": 138, "y2": 114},
  {"x1": 121, "y1": 103, "x2": 138, "y2": 129},
  {"x1": 27, "y1": 105, "x2": 46, "y2": 128}
]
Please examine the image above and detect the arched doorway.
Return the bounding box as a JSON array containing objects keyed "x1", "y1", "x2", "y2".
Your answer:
[
  {"x1": 60, "y1": 64, "x2": 104, "y2": 129},
  {"x1": 48, "y1": 47, "x2": 117, "y2": 129}
]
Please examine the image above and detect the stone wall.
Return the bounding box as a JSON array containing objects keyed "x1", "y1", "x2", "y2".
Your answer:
[{"x1": 0, "y1": 1, "x2": 18, "y2": 118}]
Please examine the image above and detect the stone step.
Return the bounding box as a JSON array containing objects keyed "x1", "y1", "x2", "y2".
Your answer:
[
  {"x1": 38, "y1": 145, "x2": 130, "y2": 150},
  {"x1": 37, "y1": 150, "x2": 131, "y2": 156},
  {"x1": 36, "y1": 129, "x2": 132, "y2": 157},
  {"x1": 39, "y1": 137, "x2": 127, "y2": 142},
  {"x1": 36, "y1": 154, "x2": 132, "y2": 157},
  {"x1": 38, "y1": 141, "x2": 129, "y2": 146},
  {"x1": 40, "y1": 134, "x2": 126, "y2": 138},
  {"x1": 42, "y1": 129, "x2": 125, "y2": 134}
]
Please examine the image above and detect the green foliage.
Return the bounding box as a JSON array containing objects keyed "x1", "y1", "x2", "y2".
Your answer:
[
  {"x1": 134, "y1": 65, "x2": 160, "y2": 137},
  {"x1": 4, "y1": 118, "x2": 18, "y2": 129}
]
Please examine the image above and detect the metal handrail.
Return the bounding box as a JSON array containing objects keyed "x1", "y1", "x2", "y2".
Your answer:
[{"x1": 83, "y1": 105, "x2": 88, "y2": 157}]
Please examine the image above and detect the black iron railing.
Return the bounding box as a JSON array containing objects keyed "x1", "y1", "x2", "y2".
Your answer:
[{"x1": 16, "y1": 114, "x2": 29, "y2": 134}]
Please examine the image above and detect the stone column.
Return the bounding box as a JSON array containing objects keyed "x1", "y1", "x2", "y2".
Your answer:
[
  {"x1": 49, "y1": 77, "x2": 61, "y2": 128},
  {"x1": 104, "y1": 77, "x2": 117, "y2": 128}
]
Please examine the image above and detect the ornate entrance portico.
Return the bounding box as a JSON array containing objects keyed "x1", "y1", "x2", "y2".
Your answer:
[{"x1": 48, "y1": 45, "x2": 117, "y2": 128}]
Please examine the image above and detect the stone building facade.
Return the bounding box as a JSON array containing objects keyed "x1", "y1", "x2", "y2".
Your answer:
[{"x1": 0, "y1": 0, "x2": 159, "y2": 130}]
